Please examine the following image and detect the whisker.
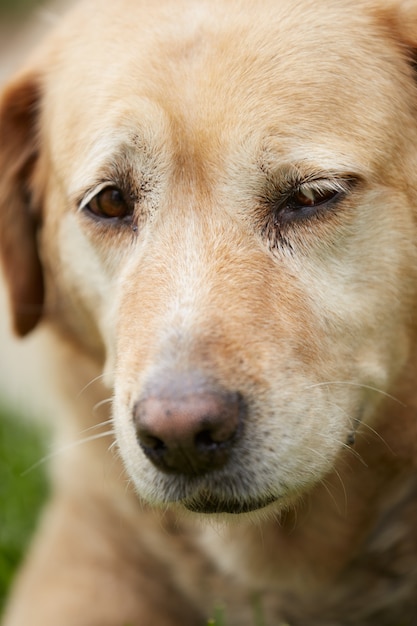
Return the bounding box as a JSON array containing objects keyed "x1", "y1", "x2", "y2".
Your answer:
[
  {"x1": 77, "y1": 374, "x2": 106, "y2": 399},
  {"x1": 108, "y1": 440, "x2": 119, "y2": 454},
  {"x1": 327, "y1": 465, "x2": 348, "y2": 513},
  {"x1": 22, "y1": 430, "x2": 115, "y2": 476},
  {"x1": 324, "y1": 395, "x2": 393, "y2": 453},
  {"x1": 123, "y1": 476, "x2": 136, "y2": 497},
  {"x1": 339, "y1": 442, "x2": 367, "y2": 466},
  {"x1": 358, "y1": 421, "x2": 395, "y2": 454},
  {"x1": 93, "y1": 398, "x2": 114, "y2": 414},
  {"x1": 306, "y1": 381, "x2": 405, "y2": 407},
  {"x1": 319, "y1": 431, "x2": 368, "y2": 467},
  {"x1": 108, "y1": 439, "x2": 118, "y2": 449},
  {"x1": 307, "y1": 445, "x2": 348, "y2": 512},
  {"x1": 318, "y1": 476, "x2": 343, "y2": 516},
  {"x1": 321, "y1": 400, "x2": 368, "y2": 466},
  {"x1": 78, "y1": 418, "x2": 114, "y2": 435}
]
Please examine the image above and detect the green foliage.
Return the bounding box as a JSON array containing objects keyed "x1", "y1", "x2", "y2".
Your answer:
[
  {"x1": 0, "y1": 0, "x2": 42, "y2": 16},
  {"x1": 207, "y1": 600, "x2": 288, "y2": 626},
  {"x1": 0, "y1": 407, "x2": 48, "y2": 613},
  {"x1": 207, "y1": 606, "x2": 225, "y2": 626},
  {"x1": 252, "y1": 594, "x2": 267, "y2": 626}
]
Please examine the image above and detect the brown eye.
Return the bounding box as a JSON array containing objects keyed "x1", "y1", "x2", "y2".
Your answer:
[
  {"x1": 271, "y1": 180, "x2": 351, "y2": 229},
  {"x1": 290, "y1": 186, "x2": 340, "y2": 209},
  {"x1": 86, "y1": 186, "x2": 133, "y2": 220}
]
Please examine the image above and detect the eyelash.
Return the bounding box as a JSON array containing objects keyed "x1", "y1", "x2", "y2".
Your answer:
[{"x1": 274, "y1": 177, "x2": 354, "y2": 221}]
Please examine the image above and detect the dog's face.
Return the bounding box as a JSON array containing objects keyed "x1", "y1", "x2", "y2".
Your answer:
[{"x1": 1, "y1": 0, "x2": 417, "y2": 515}]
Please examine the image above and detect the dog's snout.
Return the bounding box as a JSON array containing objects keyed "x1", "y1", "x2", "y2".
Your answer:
[{"x1": 133, "y1": 378, "x2": 242, "y2": 475}]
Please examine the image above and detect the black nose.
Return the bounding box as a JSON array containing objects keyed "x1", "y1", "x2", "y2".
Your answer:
[{"x1": 133, "y1": 374, "x2": 243, "y2": 475}]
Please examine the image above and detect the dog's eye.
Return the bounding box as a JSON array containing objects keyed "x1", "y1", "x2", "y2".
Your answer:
[
  {"x1": 265, "y1": 177, "x2": 355, "y2": 236},
  {"x1": 283, "y1": 185, "x2": 347, "y2": 218},
  {"x1": 263, "y1": 175, "x2": 358, "y2": 250},
  {"x1": 85, "y1": 187, "x2": 133, "y2": 221},
  {"x1": 287, "y1": 185, "x2": 341, "y2": 211},
  {"x1": 277, "y1": 180, "x2": 352, "y2": 223}
]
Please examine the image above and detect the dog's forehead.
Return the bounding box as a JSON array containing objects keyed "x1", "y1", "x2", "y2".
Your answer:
[{"x1": 43, "y1": 0, "x2": 413, "y2": 180}]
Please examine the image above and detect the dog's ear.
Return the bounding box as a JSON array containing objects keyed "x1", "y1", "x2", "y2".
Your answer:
[
  {"x1": 0, "y1": 71, "x2": 45, "y2": 337},
  {"x1": 376, "y1": 0, "x2": 417, "y2": 50},
  {"x1": 389, "y1": 1, "x2": 417, "y2": 47}
]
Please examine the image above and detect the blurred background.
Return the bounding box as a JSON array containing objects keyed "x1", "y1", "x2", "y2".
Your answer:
[
  {"x1": 0, "y1": 0, "x2": 70, "y2": 83},
  {"x1": 0, "y1": 0, "x2": 71, "y2": 615},
  {"x1": 0, "y1": 0, "x2": 41, "y2": 12}
]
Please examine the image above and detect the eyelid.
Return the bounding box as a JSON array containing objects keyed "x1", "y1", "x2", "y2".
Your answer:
[
  {"x1": 78, "y1": 182, "x2": 115, "y2": 212},
  {"x1": 294, "y1": 177, "x2": 355, "y2": 196}
]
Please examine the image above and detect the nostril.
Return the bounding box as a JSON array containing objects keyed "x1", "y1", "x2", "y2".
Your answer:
[
  {"x1": 138, "y1": 431, "x2": 166, "y2": 451},
  {"x1": 194, "y1": 419, "x2": 238, "y2": 450},
  {"x1": 195, "y1": 429, "x2": 218, "y2": 450}
]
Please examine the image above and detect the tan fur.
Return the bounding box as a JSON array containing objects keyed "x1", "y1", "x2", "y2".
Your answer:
[{"x1": 3, "y1": 0, "x2": 417, "y2": 623}]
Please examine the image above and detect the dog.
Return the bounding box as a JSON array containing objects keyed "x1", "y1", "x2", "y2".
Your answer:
[{"x1": 2, "y1": 0, "x2": 417, "y2": 623}]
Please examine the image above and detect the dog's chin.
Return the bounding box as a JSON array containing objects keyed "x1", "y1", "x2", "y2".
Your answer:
[{"x1": 181, "y1": 491, "x2": 278, "y2": 515}]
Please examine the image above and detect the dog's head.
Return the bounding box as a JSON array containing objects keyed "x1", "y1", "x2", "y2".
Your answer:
[{"x1": 2, "y1": 0, "x2": 417, "y2": 515}]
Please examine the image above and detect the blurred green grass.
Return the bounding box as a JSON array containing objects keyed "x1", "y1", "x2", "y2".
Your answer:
[
  {"x1": 0, "y1": 0, "x2": 43, "y2": 15},
  {"x1": 0, "y1": 406, "x2": 48, "y2": 614}
]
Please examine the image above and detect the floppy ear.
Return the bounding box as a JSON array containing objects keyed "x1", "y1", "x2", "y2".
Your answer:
[
  {"x1": 389, "y1": 1, "x2": 417, "y2": 47},
  {"x1": 375, "y1": 0, "x2": 417, "y2": 50},
  {"x1": 0, "y1": 72, "x2": 45, "y2": 337}
]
